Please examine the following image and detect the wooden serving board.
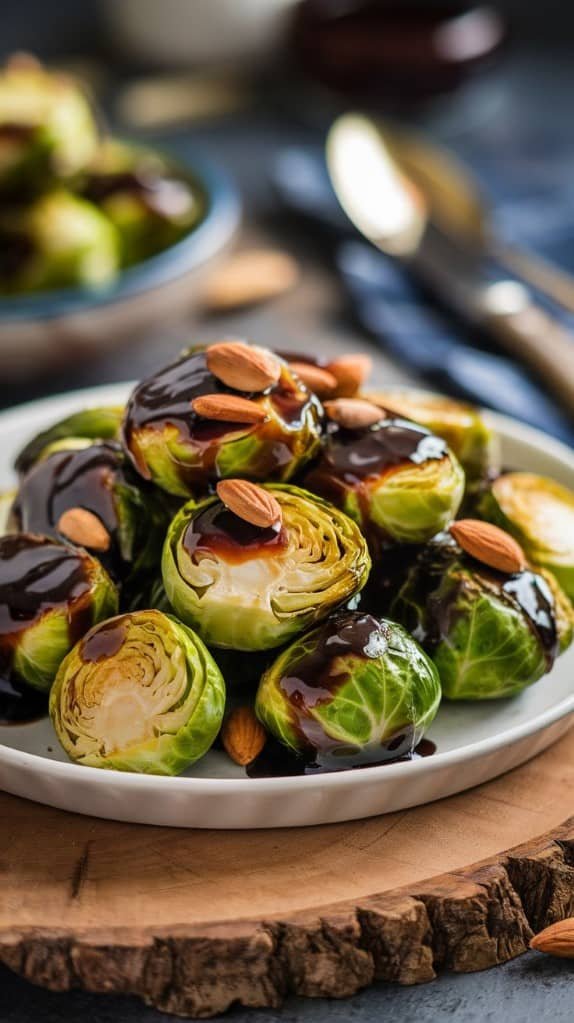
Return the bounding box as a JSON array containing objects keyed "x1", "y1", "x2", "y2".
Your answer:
[{"x1": 2, "y1": 729, "x2": 574, "y2": 1019}]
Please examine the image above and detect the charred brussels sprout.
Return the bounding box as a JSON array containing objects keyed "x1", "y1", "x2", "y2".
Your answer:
[
  {"x1": 80, "y1": 139, "x2": 203, "y2": 266},
  {"x1": 0, "y1": 533, "x2": 118, "y2": 694},
  {"x1": 389, "y1": 534, "x2": 573, "y2": 700},
  {"x1": 9, "y1": 441, "x2": 171, "y2": 590},
  {"x1": 162, "y1": 484, "x2": 371, "y2": 650},
  {"x1": 0, "y1": 55, "x2": 98, "y2": 195},
  {"x1": 50, "y1": 609, "x2": 225, "y2": 774},
  {"x1": 304, "y1": 412, "x2": 464, "y2": 545},
  {"x1": 365, "y1": 390, "x2": 498, "y2": 488},
  {"x1": 15, "y1": 406, "x2": 124, "y2": 476},
  {"x1": 123, "y1": 345, "x2": 323, "y2": 497},
  {"x1": 479, "y1": 473, "x2": 574, "y2": 603},
  {"x1": 0, "y1": 191, "x2": 119, "y2": 294},
  {"x1": 255, "y1": 611, "x2": 441, "y2": 767}
]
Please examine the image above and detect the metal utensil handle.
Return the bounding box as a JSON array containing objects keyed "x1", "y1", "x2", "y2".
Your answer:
[{"x1": 483, "y1": 282, "x2": 574, "y2": 413}]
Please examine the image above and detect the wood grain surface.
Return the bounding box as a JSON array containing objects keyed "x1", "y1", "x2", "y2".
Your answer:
[{"x1": 2, "y1": 726, "x2": 574, "y2": 1017}]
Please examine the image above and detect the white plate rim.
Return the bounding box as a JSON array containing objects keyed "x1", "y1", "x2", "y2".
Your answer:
[{"x1": 1, "y1": 382, "x2": 573, "y2": 799}]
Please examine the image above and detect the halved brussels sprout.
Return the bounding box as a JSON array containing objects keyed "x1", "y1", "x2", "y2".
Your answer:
[
  {"x1": 304, "y1": 414, "x2": 464, "y2": 545},
  {"x1": 50, "y1": 609, "x2": 225, "y2": 774},
  {"x1": 0, "y1": 533, "x2": 118, "y2": 693},
  {"x1": 0, "y1": 191, "x2": 120, "y2": 294},
  {"x1": 162, "y1": 484, "x2": 371, "y2": 650},
  {"x1": 255, "y1": 610, "x2": 441, "y2": 767},
  {"x1": 479, "y1": 473, "x2": 574, "y2": 603},
  {"x1": 364, "y1": 389, "x2": 499, "y2": 487},
  {"x1": 388, "y1": 533, "x2": 573, "y2": 700},
  {"x1": 80, "y1": 139, "x2": 204, "y2": 266},
  {"x1": 15, "y1": 406, "x2": 124, "y2": 476},
  {"x1": 123, "y1": 346, "x2": 323, "y2": 497},
  {"x1": 9, "y1": 441, "x2": 171, "y2": 590},
  {"x1": 0, "y1": 55, "x2": 99, "y2": 195}
]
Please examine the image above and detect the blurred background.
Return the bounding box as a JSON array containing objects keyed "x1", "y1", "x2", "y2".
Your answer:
[{"x1": 0, "y1": 0, "x2": 573, "y2": 443}]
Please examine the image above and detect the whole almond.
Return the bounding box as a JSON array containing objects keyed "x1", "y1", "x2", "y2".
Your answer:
[
  {"x1": 217, "y1": 479, "x2": 282, "y2": 528},
  {"x1": 449, "y1": 519, "x2": 526, "y2": 574},
  {"x1": 326, "y1": 354, "x2": 373, "y2": 397},
  {"x1": 204, "y1": 249, "x2": 299, "y2": 311},
  {"x1": 192, "y1": 393, "x2": 267, "y2": 424},
  {"x1": 324, "y1": 398, "x2": 384, "y2": 429},
  {"x1": 222, "y1": 706, "x2": 267, "y2": 766},
  {"x1": 288, "y1": 361, "x2": 338, "y2": 398},
  {"x1": 57, "y1": 507, "x2": 111, "y2": 552},
  {"x1": 531, "y1": 918, "x2": 574, "y2": 958},
  {"x1": 206, "y1": 341, "x2": 280, "y2": 392}
]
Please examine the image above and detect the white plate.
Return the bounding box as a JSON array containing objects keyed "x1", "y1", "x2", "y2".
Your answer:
[{"x1": 0, "y1": 384, "x2": 573, "y2": 829}]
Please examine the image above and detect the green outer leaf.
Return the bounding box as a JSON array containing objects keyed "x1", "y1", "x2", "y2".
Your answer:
[
  {"x1": 162, "y1": 484, "x2": 371, "y2": 651},
  {"x1": 15, "y1": 406, "x2": 124, "y2": 475},
  {"x1": 256, "y1": 617, "x2": 441, "y2": 755},
  {"x1": 50, "y1": 610, "x2": 225, "y2": 775},
  {"x1": 12, "y1": 557, "x2": 118, "y2": 693}
]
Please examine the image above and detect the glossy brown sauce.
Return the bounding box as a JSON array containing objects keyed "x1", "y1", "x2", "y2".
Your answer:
[
  {"x1": 321, "y1": 418, "x2": 447, "y2": 483},
  {"x1": 183, "y1": 502, "x2": 287, "y2": 564},
  {"x1": 81, "y1": 616, "x2": 127, "y2": 663},
  {"x1": 0, "y1": 534, "x2": 93, "y2": 723},
  {"x1": 247, "y1": 735, "x2": 436, "y2": 777},
  {"x1": 10, "y1": 442, "x2": 128, "y2": 578},
  {"x1": 123, "y1": 349, "x2": 318, "y2": 487}
]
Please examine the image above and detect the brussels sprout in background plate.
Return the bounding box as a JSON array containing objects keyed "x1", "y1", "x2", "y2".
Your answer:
[
  {"x1": 0, "y1": 54, "x2": 99, "y2": 195},
  {"x1": 364, "y1": 389, "x2": 499, "y2": 489},
  {"x1": 50, "y1": 609, "x2": 225, "y2": 775},
  {"x1": 255, "y1": 610, "x2": 441, "y2": 767},
  {"x1": 162, "y1": 484, "x2": 371, "y2": 650},
  {"x1": 479, "y1": 472, "x2": 574, "y2": 603},
  {"x1": 78, "y1": 138, "x2": 204, "y2": 267},
  {"x1": 304, "y1": 413, "x2": 465, "y2": 545},
  {"x1": 123, "y1": 347, "x2": 323, "y2": 497},
  {"x1": 388, "y1": 533, "x2": 574, "y2": 701},
  {"x1": 0, "y1": 190, "x2": 121, "y2": 294},
  {"x1": 0, "y1": 533, "x2": 118, "y2": 696},
  {"x1": 14, "y1": 406, "x2": 124, "y2": 476}
]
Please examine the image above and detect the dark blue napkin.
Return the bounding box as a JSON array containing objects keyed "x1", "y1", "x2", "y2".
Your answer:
[{"x1": 272, "y1": 145, "x2": 574, "y2": 446}]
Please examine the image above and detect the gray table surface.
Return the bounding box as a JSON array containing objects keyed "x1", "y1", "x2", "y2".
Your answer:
[{"x1": 3, "y1": 53, "x2": 574, "y2": 1022}]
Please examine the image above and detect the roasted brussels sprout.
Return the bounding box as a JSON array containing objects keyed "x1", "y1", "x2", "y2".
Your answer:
[
  {"x1": 0, "y1": 533, "x2": 118, "y2": 694},
  {"x1": 162, "y1": 484, "x2": 371, "y2": 650},
  {"x1": 0, "y1": 191, "x2": 119, "y2": 294},
  {"x1": 364, "y1": 390, "x2": 499, "y2": 487},
  {"x1": 50, "y1": 609, "x2": 225, "y2": 774},
  {"x1": 80, "y1": 139, "x2": 203, "y2": 266},
  {"x1": 255, "y1": 610, "x2": 441, "y2": 767},
  {"x1": 123, "y1": 344, "x2": 323, "y2": 497},
  {"x1": 479, "y1": 473, "x2": 574, "y2": 603},
  {"x1": 388, "y1": 533, "x2": 573, "y2": 700},
  {"x1": 9, "y1": 441, "x2": 171, "y2": 589},
  {"x1": 304, "y1": 407, "x2": 464, "y2": 545},
  {"x1": 0, "y1": 55, "x2": 98, "y2": 195},
  {"x1": 15, "y1": 406, "x2": 124, "y2": 476}
]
